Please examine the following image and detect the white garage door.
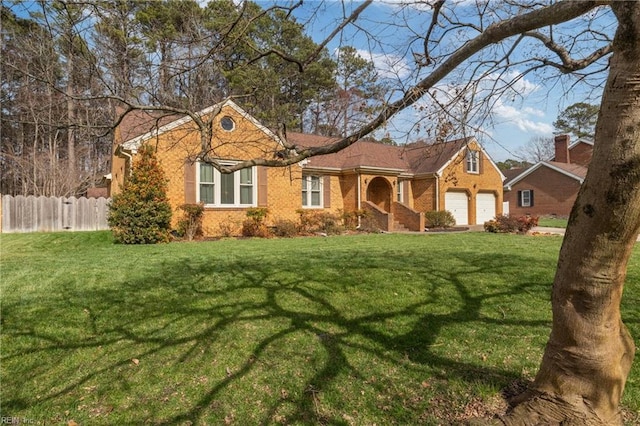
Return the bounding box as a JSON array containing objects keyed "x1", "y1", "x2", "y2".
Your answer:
[
  {"x1": 476, "y1": 193, "x2": 497, "y2": 224},
  {"x1": 445, "y1": 191, "x2": 469, "y2": 226}
]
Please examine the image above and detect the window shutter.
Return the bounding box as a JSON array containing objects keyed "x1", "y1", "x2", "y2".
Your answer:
[
  {"x1": 184, "y1": 160, "x2": 197, "y2": 204},
  {"x1": 323, "y1": 175, "x2": 331, "y2": 208},
  {"x1": 258, "y1": 166, "x2": 268, "y2": 207},
  {"x1": 530, "y1": 190, "x2": 534, "y2": 207},
  {"x1": 517, "y1": 190, "x2": 522, "y2": 207}
]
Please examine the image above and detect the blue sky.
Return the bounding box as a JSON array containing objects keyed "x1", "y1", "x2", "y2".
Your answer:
[
  {"x1": 13, "y1": 0, "x2": 612, "y2": 163},
  {"x1": 276, "y1": 0, "x2": 614, "y2": 162}
]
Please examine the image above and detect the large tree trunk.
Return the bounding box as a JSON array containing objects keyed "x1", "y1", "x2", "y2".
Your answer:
[{"x1": 502, "y1": 2, "x2": 640, "y2": 425}]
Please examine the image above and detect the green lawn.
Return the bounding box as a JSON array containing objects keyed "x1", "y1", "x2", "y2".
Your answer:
[
  {"x1": 537, "y1": 217, "x2": 569, "y2": 228},
  {"x1": 1, "y1": 231, "x2": 639, "y2": 425}
]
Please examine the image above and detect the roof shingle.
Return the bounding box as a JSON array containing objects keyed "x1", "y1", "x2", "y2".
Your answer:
[{"x1": 287, "y1": 132, "x2": 472, "y2": 175}]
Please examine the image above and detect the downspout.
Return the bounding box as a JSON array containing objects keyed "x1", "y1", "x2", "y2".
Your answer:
[
  {"x1": 435, "y1": 173, "x2": 440, "y2": 211},
  {"x1": 121, "y1": 149, "x2": 134, "y2": 176},
  {"x1": 357, "y1": 172, "x2": 362, "y2": 228}
]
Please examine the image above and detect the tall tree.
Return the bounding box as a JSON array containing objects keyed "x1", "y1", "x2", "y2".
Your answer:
[
  {"x1": 553, "y1": 102, "x2": 600, "y2": 139},
  {"x1": 518, "y1": 135, "x2": 555, "y2": 163},
  {"x1": 135, "y1": 0, "x2": 206, "y2": 107},
  {"x1": 220, "y1": 1, "x2": 336, "y2": 131},
  {"x1": 309, "y1": 46, "x2": 386, "y2": 137},
  {"x1": 93, "y1": 0, "x2": 147, "y2": 102}
]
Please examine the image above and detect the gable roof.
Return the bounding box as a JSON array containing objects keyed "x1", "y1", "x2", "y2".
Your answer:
[
  {"x1": 288, "y1": 133, "x2": 505, "y2": 179},
  {"x1": 119, "y1": 100, "x2": 282, "y2": 151},
  {"x1": 549, "y1": 137, "x2": 594, "y2": 162},
  {"x1": 504, "y1": 161, "x2": 588, "y2": 190},
  {"x1": 570, "y1": 138, "x2": 594, "y2": 148},
  {"x1": 502, "y1": 167, "x2": 527, "y2": 182},
  {"x1": 405, "y1": 138, "x2": 472, "y2": 175},
  {"x1": 288, "y1": 132, "x2": 408, "y2": 171}
]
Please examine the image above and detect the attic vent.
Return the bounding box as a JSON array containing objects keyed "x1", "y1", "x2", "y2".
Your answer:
[{"x1": 220, "y1": 116, "x2": 235, "y2": 131}]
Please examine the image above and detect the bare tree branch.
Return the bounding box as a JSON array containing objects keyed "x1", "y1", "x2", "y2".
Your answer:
[
  {"x1": 524, "y1": 30, "x2": 613, "y2": 73},
  {"x1": 217, "y1": 0, "x2": 609, "y2": 173}
]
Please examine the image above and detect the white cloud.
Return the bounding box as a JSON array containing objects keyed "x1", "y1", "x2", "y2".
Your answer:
[
  {"x1": 379, "y1": 0, "x2": 478, "y2": 11},
  {"x1": 483, "y1": 70, "x2": 540, "y2": 97},
  {"x1": 356, "y1": 49, "x2": 412, "y2": 80},
  {"x1": 493, "y1": 99, "x2": 553, "y2": 134}
]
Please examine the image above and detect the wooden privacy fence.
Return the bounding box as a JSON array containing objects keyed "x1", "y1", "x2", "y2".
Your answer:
[{"x1": 1, "y1": 195, "x2": 110, "y2": 233}]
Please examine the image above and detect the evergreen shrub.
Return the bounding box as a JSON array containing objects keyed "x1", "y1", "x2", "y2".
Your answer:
[
  {"x1": 108, "y1": 144, "x2": 172, "y2": 244},
  {"x1": 177, "y1": 203, "x2": 204, "y2": 241}
]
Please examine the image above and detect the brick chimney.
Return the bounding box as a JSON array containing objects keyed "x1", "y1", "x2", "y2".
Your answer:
[{"x1": 554, "y1": 134, "x2": 570, "y2": 163}]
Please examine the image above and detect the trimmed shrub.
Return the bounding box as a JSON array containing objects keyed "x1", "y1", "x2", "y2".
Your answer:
[
  {"x1": 108, "y1": 144, "x2": 172, "y2": 244},
  {"x1": 484, "y1": 214, "x2": 539, "y2": 234},
  {"x1": 177, "y1": 203, "x2": 204, "y2": 241},
  {"x1": 297, "y1": 210, "x2": 344, "y2": 235},
  {"x1": 242, "y1": 207, "x2": 271, "y2": 238},
  {"x1": 425, "y1": 210, "x2": 456, "y2": 228},
  {"x1": 272, "y1": 219, "x2": 299, "y2": 238}
]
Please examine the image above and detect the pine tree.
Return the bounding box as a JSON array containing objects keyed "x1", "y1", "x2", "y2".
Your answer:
[{"x1": 108, "y1": 144, "x2": 172, "y2": 244}]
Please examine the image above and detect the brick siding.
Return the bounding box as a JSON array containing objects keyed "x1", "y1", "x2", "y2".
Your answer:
[{"x1": 505, "y1": 166, "x2": 581, "y2": 217}]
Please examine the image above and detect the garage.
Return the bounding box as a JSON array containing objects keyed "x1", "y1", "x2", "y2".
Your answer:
[
  {"x1": 445, "y1": 191, "x2": 469, "y2": 226},
  {"x1": 476, "y1": 193, "x2": 497, "y2": 224}
]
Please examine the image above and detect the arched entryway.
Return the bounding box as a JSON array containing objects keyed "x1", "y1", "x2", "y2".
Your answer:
[{"x1": 366, "y1": 177, "x2": 393, "y2": 212}]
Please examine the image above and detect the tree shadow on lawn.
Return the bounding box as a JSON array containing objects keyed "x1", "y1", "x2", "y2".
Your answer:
[{"x1": 2, "y1": 248, "x2": 556, "y2": 424}]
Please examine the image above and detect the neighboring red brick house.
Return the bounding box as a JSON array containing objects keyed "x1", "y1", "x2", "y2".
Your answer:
[
  {"x1": 109, "y1": 100, "x2": 505, "y2": 236},
  {"x1": 503, "y1": 134, "x2": 591, "y2": 217}
]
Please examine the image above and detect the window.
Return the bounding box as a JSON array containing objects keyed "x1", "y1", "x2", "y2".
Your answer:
[
  {"x1": 396, "y1": 180, "x2": 404, "y2": 203},
  {"x1": 199, "y1": 163, "x2": 215, "y2": 204},
  {"x1": 198, "y1": 162, "x2": 255, "y2": 207},
  {"x1": 302, "y1": 175, "x2": 322, "y2": 207},
  {"x1": 220, "y1": 116, "x2": 235, "y2": 131},
  {"x1": 519, "y1": 189, "x2": 534, "y2": 207},
  {"x1": 466, "y1": 149, "x2": 479, "y2": 173}
]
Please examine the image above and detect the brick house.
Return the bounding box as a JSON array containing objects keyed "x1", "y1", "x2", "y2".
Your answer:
[
  {"x1": 109, "y1": 100, "x2": 505, "y2": 236},
  {"x1": 503, "y1": 134, "x2": 591, "y2": 217}
]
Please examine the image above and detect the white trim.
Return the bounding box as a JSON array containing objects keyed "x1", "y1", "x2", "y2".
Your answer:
[
  {"x1": 520, "y1": 189, "x2": 532, "y2": 207},
  {"x1": 396, "y1": 179, "x2": 404, "y2": 203},
  {"x1": 570, "y1": 138, "x2": 594, "y2": 148},
  {"x1": 121, "y1": 100, "x2": 283, "y2": 151},
  {"x1": 435, "y1": 137, "x2": 507, "y2": 182},
  {"x1": 301, "y1": 174, "x2": 323, "y2": 208},
  {"x1": 197, "y1": 160, "x2": 257, "y2": 208},
  {"x1": 466, "y1": 149, "x2": 480, "y2": 174},
  {"x1": 220, "y1": 116, "x2": 235, "y2": 131},
  {"x1": 504, "y1": 161, "x2": 584, "y2": 190}
]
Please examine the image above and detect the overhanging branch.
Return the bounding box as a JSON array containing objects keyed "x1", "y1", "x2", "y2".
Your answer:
[{"x1": 219, "y1": 0, "x2": 609, "y2": 173}]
